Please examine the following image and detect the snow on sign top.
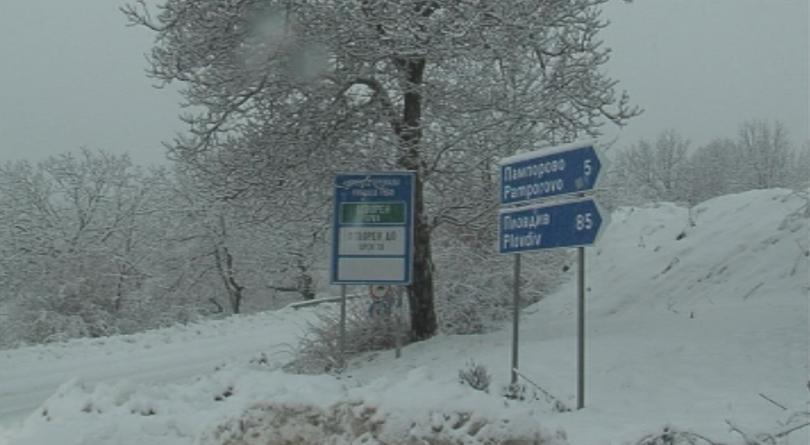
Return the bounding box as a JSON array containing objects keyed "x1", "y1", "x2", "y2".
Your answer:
[
  {"x1": 499, "y1": 140, "x2": 603, "y2": 206},
  {"x1": 498, "y1": 140, "x2": 600, "y2": 166}
]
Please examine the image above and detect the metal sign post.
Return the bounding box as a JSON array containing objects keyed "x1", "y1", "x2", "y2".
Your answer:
[
  {"x1": 395, "y1": 286, "x2": 404, "y2": 359},
  {"x1": 332, "y1": 172, "x2": 415, "y2": 370},
  {"x1": 511, "y1": 253, "x2": 521, "y2": 385},
  {"x1": 339, "y1": 284, "x2": 347, "y2": 370},
  {"x1": 577, "y1": 247, "x2": 585, "y2": 409},
  {"x1": 498, "y1": 141, "x2": 607, "y2": 410}
]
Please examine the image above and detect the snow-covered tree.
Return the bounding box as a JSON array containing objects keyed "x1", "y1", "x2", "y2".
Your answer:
[
  {"x1": 736, "y1": 119, "x2": 793, "y2": 189},
  {"x1": 791, "y1": 140, "x2": 810, "y2": 189},
  {"x1": 685, "y1": 120, "x2": 796, "y2": 206},
  {"x1": 610, "y1": 121, "x2": 797, "y2": 209},
  {"x1": 124, "y1": 0, "x2": 639, "y2": 340},
  {"x1": 684, "y1": 138, "x2": 739, "y2": 205},
  {"x1": 612, "y1": 130, "x2": 690, "y2": 203},
  {"x1": 156, "y1": 172, "x2": 327, "y2": 315},
  {"x1": 0, "y1": 150, "x2": 172, "y2": 344}
]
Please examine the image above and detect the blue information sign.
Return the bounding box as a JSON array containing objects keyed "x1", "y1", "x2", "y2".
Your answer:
[
  {"x1": 500, "y1": 142, "x2": 602, "y2": 206},
  {"x1": 331, "y1": 172, "x2": 414, "y2": 284},
  {"x1": 499, "y1": 199, "x2": 606, "y2": 254}
]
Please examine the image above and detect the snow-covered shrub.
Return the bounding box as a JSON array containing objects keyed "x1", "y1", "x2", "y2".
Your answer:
[
  {"x1": 501, "y1": 380, "x2": 570, "y2": 413},
  {"x1": 458, "y1": 360, "x2": 491, "y2": 393},
  {"x1": 634, "y1": 426, "x2": 716, "y2": 445},
  {"x1": 0, "y1": 149, "x2": 330, "y2": 348},
  {"x1": 202, "y1": 400, "x2": 564, "y2": 445},
  {"x1": 501, "y1": 382, "x2": 539, "y2": 402},
  {"x1": 434, "y1": 230, "x2": 568, "y2": 335},
  {"x1": 0, "y1": 282, "x2": 211, "y2": 348},
  {"x1": 285, "y1": 299, "x2": 408, "y2": 374},
  {"x1": 0, "y1": 281, "x2": 121, "y2": 346},
  {"x1": 201, "y1": 400, "x2": 383, "y2": 445},
  {"x1": 2, "y1": 306, "x2": 90, "y2": 346}
]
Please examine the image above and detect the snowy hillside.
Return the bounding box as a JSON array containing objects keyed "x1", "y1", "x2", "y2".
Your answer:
[{"x1": 1, "y1": 188, "x2": 808, "y2": 444}]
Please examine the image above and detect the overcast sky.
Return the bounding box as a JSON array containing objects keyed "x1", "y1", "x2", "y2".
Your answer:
[{"x1": 0, "y1": 0, "x2": 807, "y2": 165}]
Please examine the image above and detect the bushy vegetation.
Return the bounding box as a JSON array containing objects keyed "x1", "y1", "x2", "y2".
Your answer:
[
  {"x1": 202, "y1": 400, "x2": 557, "y2": 445},
  {"x1": 458, "y1": 360, "x2": 492, "y2": 393},
  {"x1": 0, "y1": 149, "x2": 322, "y2": 348},
  {"x1": 3, "y1": 120, "x2": 804, "y2": 349},
  {"x1": 285, "y1": 298, "x2": 406, "y2": 374},
  {"x1": 604, "y1": 121, "x2": 808, "y2": 210},
  {"x1": 434, "y1": 227, "x2": 568, "y2": 335}
]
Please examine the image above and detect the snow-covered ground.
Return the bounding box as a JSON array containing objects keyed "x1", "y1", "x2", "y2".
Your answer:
[
  {"x1": 0, "y1": 309, "x2": 317, "y2": 428},
  {"x1": 1, "y1": 188, "x2": 808, "y2": 444}
]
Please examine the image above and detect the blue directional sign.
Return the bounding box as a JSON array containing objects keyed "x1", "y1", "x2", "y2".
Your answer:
[
  {"x1": 500, "y1": 142, "x2": 602, "y2": 206},
  {"x1": 499, "y1": 199, "x2": 606, "y2": 254},
  {"x1": 331, "y1": 172, "x2": 414, "y2": 284}
]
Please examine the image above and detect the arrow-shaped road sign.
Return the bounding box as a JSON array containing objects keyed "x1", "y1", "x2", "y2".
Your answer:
[
  {"x1": 500, "y1": 142, "x2": 603, "y2": 206},
  {"x1": 498, "y1": 198, "x2": 608, "y2": 254}
]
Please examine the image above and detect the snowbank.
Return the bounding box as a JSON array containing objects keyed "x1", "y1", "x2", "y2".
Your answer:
[{"x1": 1, "y1": 188, "x2": 807, "y2": 444}]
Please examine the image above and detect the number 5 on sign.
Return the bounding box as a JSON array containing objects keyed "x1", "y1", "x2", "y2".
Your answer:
[{"x1": 584, "y1": 159, "x2": 592, "y2": 176}]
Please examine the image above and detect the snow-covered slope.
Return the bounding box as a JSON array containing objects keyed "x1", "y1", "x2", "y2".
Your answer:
[
  {"x1": 0, "y1": 309, "x2": 318, "y2": 427},
  {"x1": 1, "y1": 188, "x2": 807, "y2": 444}
]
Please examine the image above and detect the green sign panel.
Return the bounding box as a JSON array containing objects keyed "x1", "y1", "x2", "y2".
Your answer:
[{"x1": 340, "y1": 202, "x2": 405, "y2": 224}]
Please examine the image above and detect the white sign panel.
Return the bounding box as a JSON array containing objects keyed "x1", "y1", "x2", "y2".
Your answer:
[
  {"x1": 338, "y1": 227, "x2": 405, "y2": 256},
  {"x1": 337, "y1": 257, "x2": 407, "y2": 282}
]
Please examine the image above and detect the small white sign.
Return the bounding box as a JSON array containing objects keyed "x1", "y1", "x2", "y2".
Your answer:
[
  {"x1": 337, "y1": 257, "x2": 406, "y2": 282},
  {"x1": 339, "y1": 227, "x2": 405, "y2": 255}
]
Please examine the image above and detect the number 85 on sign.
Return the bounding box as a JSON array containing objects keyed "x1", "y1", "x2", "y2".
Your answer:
[{"x1": 498, "y1": 198, "x2": 609, "y2": 254}]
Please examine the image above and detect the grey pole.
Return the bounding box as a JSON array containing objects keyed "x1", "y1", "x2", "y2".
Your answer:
[
  {"x1": 395, "y1": 286, "x2": 403, "y2": 359},
  {"x1": 577, "y1": 246, "x2": 585, "y2": 409},
  {"x1": 339, "y1": 284, "x2": 347, "y2": 370},
  {"x1": 511, "y1": 253, "x2": 521, "y2": 385}
]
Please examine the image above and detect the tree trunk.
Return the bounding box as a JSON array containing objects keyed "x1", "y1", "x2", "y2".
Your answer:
[
  {"x1": 214, "y1": 215, "x2": 244, "y2": 314},
  {"x1": 408, "y1": 172, "x2": 437, "y2": 340},
  {"x1": 396, "y1": 57, "x2": 438, "y2": 340}
]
